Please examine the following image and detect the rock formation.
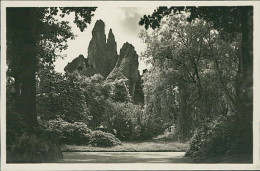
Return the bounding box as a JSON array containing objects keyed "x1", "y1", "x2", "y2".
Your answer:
[
  {"x1": 87, "y1": 20, "x2": 118, "y2": 77},
  {"x1": 107, "y1": 42, "x2": 143, "y2": 103},
  {"x1": 64, "y1": 54, "x2": 96, "y2": 77},
  {"x1": 64, "y1": 20, "x2": 144, "y2": 104},
  {"x1": 106, "y1": 29, "x2": 118, "y2": 76},
  {"x1": 65, "y1": 20, "x2": 118, "y2": 78}
]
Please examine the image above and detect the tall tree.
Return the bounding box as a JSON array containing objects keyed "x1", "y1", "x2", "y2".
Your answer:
[
  {"x1": 140, "y1": 6, "x2": 253, "y2": 154},
  {"x1": 140, "y1": 5, "x2": 253, "y2": 127},
  {"x1": 140, "y1": 14, "x2": 240, "y2": 140},
  {"x1": 7, "y1": 7, "x2": 96, "y2": 129}
]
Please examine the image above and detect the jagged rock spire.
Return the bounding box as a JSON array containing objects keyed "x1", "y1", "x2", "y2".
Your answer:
[
  {"x1": 64, "y1": 20, "x2": 144, "y2": 104},
  {"x1": 107, "y1": 42, "x2": 139, "y2": 100},
  {"x1": 87, "y1": 20, "x2": 118, "y2": 77}
]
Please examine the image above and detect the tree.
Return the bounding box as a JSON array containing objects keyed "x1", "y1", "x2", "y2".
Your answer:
[
  {"x1": 7, "y1": 7, "x2": 96, "y2": 129},
  {"x1": 140, "y1": 14, "x2": 240, "y2": 140},
  {"x1": 37, "y1": 66, "x2": 90, "y2": 123},
  {"x1": 140, "y1": 6, "x2": 253, "y2": 120},
  {"x1": 140, "y1": 6, "x2": 253, "y2": 155}
]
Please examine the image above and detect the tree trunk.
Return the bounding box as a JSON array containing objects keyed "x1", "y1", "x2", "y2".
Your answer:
[
  {"x1": 9, "y1": 8, "x2": 39, "y2": 128},
  {"x1": 236, "y1": 7, "x2": 253, "y2": 121},
  {"x1": 19, "y1": 59, "x2": 38, "y2": 127},
  {"x1": 178, "y1": 84, "x2": 192, "y2": 141},
  {"x1": 233, "y1": 6, "x2": 253, "y2": 153}
]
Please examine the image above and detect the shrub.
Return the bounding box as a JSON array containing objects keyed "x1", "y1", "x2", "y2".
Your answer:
[
  {"x1": 7, "y1": 132, "x2": 62, "y2": 163},
  {"x1": 6, "y1": 110, "x2": 26, "y2": 145},
  {"x1": 37, "y1": 71, "x2": 90, "y2": 123},
  {"x1": 6, "y1": 77, "x2": 27, "y2": 145},
  {"x1": 185, "y1": 115, "x2": 253, "y2": 158},
  {"x1": 89, "y1": 130, "x2": 121, "y2": 147},
  {"x1": 39, "y1": 119, "x2": 122, "y2": 147},
  {"x1": 110, "y1": 79, "x2": 131, "y2": 103},
  {"x1": 103, "y1": 101, "x2": 133, "y2": 140},
  {"x1": 102, "y1": 100, "x2": 155, "y2": 141},
  {"x1": 39, "y1": 118, "x2": 91, "y2": 145}
]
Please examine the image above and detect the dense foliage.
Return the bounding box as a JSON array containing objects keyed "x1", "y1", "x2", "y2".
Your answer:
[
  {"x1": 38, "y1": 118, "x2": 121, "y2": 147},
  {"x1": 7, "y1": 132, "x2": 63, "y2": 163},
  {"x1": 37, "y1": 66, "x2": 89, "y2": 122},
  {"x1": 39, "y1": 118, "x2": 92, "y2": 145},
  {"x1": 110, "y1": 79, "x2": 132, "y2": 103},
  {"x1": 6, "y1": 7, "x2": 252, "y2": 162},
  {"x1": 102, "y1": 100, "x2": 153, "y2": 141},
  {"x1": 7, "y1": 7, "x2": 96, "y2": 128},
  {"x1": 35, "y1": 66, "x2": 153, "y2": 142},
  {"x1": 140, "y1": 12, "x2": 252, "y2": 157},
  {"x1": 89, "y1": 130, "x2": 121, "y2": 147},
  {"x1": 33, "y1": 62, "x2": 159, "y2": 143},
  {"x1": 36, "y1": 65, "x2": 111, "y2": 127},
  {"x1": 185, "y1": 114, "x2": 252, "y2": 158}
]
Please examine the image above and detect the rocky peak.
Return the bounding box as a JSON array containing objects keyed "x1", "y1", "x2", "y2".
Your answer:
[
  {"x1": 106, "y1": 29, "x2": 118, "y2": 75},
  {"x1": 92, "y1": 20, "x2": 105, "y2": 37},
  {"x1": 107, "y1": 29, "x2": 116, "y2": 45},
  {"x1": 107, "y1": 42, "x2": 140, "y2": 101},
  {"x1": 107, "y1": 29, "x2": 117, "y2": 52},
  {"x1": 64, "y1": 54, "x2": 96, "y2": 77},
  {"x1": 119, "y1": 43, "x2": 139, "y2": 98},
  {"x1": 86, "y1": 20, "x2": 118, "y2": 77},
  {"x1": 64, "y1": 54, "x2": 85, "y2": 73},
  {"x1": 88, "y1": 20, "x2": 106, "y2": 54},
  {"x1": 107, "y1": 29, "x2": 117, "y2": 54},
  {"x1": 117, "y1": 42, "x2": 137, "y2": 64},
  {"x1": 64, "y1": 20, "x2": 144, "y2": 104}
]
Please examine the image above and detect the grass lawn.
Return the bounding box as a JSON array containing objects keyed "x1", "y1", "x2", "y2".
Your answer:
[
  {"x1": 61, "y1": 139, "x2": 189, "y2": 152},
  {"x1": 60, "y1": 132, "x2": 252, "y2": 163}
]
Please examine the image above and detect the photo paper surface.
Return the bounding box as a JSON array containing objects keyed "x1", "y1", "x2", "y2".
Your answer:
[{"x1": 1, "y1": 1, "x2": 260, "y2": 170}]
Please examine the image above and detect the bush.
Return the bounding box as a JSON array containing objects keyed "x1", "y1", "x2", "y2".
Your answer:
[
  {"x1": 111, "y1": 79, "x2": 131, "y2": 103},
  {"x1": 103, "y1": 101, "x2": 133, "y2": 140},
  {"x1": 6, "y1": 110, "x2": 26, "y2": 145},
  {"x1": 185, "y1": 115, "x2": 253, "y2": 158},
  {"x1": 7, "y1": 132, "x2": 62, "y2": 163},
  {"x1": 39, "y1": 118, "x2": 91, "y2": 145},
  {"x1": 89, "y1": 130, "x2": 121, "y2": 147},
  {"x1": 39, "y1": 119, "x2": 122, "y2": 147},
  {"x1": 102, "y1": 100, "x2": 154, "y2": 141},
  {"x1": 37, "y1": 71, "x2": 90, "y2": 123}
]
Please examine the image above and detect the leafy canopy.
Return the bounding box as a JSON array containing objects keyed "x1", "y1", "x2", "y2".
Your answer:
[{"x1": 7, "y1": 7, "x2": 97, "y2": 77}]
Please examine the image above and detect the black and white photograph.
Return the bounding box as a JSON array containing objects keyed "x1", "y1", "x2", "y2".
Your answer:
[{"x1": 1, "y1": 1, "x2": 260, "y2": 170}]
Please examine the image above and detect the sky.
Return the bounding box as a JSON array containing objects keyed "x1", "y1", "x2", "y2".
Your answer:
[{"x1": 54, "y1": 7, "x2": 155, "y2": 74}]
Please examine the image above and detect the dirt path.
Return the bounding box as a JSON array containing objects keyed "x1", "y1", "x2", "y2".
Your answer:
[{"x1": 60, "y1": 152, "x2": 193, "y2": 163}]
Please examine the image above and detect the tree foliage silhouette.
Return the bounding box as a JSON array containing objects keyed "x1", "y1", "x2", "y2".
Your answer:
[{"x1": 7, "y1": 7, "x2": 96, "y2": 129}]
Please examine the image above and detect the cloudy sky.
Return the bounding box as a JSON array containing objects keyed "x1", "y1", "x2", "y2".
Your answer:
[{"x1": 54, "y1": 7, "x2": 155, "y2": 74}]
